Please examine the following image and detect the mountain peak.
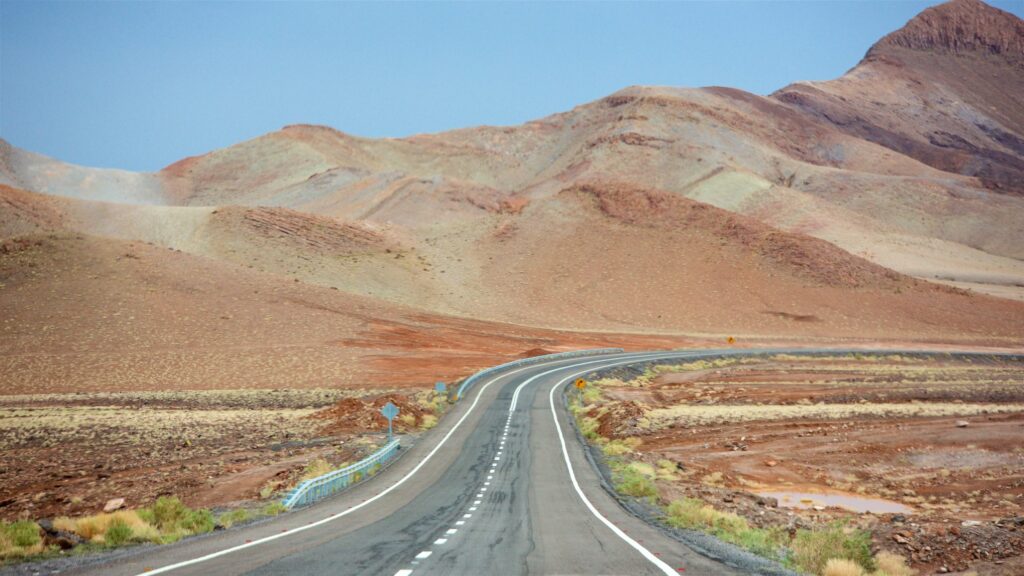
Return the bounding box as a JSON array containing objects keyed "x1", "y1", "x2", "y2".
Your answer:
[{"x1": 868, "y1": 0, "x2": 1024, "y2": 61}]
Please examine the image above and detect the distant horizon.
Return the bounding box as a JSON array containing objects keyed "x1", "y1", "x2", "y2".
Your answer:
[{"x1": 2, "y1": 0, "x2": 1022, "y2": 172}]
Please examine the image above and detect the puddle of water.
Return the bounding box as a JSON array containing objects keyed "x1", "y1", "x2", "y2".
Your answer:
[{"x1": 755, "y1": 490, "x2": 913, "y2": 514}]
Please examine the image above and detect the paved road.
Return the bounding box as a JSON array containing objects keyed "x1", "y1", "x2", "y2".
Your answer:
[{"x1": 69, "y1": 350, "x2": 744, "y2": 576}]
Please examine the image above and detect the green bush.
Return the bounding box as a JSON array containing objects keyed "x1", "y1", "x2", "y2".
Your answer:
[
  {"x1": 666, "y1": 499, "x2": 786, "y2": 559},
  {"x1": 790, "y1": 521, "x2": 874, "y2": 575},
  {"x1": 578, "y1": 416, "x2": 601, "y2": 441},
  {"x1": 104, "y1": 519, "x2": 133, "y2": 546},
  {"x1": 182, "y1": 509, "x2": 214, "y2": 535},
  {"x1": 262, "y1": 502, "x2": 287, "y2": 517},
  {"x1": 615, "y1": 467, "x2": 658, "y2": 499},
  {"x1": 8, "y1": 521, "x2": 41, "y2": 548},
  {"x1": 217, "y1": 508, "x2": 250, "y2": 529},
  {"x1": 151, "y1": 496, "x2": 189, "y2": 531},
  {"x1": 139, "y1": 496, "x2": 214, "y2": 540}
]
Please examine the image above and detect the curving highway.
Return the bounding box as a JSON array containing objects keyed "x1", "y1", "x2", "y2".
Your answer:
[{"x1": 72, "y1": 350, "x2": 775, "y2": 575}]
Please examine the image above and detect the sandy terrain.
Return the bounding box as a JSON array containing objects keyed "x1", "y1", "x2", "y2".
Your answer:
[{"x1": 578, "y1": 354, "x2": 1024, "y2": 575}]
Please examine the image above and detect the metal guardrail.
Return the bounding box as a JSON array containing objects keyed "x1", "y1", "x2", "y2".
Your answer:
[
  {"x1": 281, "y1": 439, "x2": 401, "y2": 509},
  {"x1": 456, "y1": 347, "x2": 625, "y2": 400},
  {"x1": 281, "y1": 348, "x2": 623, "y2": 509}
]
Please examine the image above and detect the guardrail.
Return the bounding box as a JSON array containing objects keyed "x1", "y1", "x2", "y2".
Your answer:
[
  {"x1": 281, "y1": 439, "x2": 401, "y2": 509},
  {"x1": 456, "y1": 347, "x2": 624, "y2": 400}
]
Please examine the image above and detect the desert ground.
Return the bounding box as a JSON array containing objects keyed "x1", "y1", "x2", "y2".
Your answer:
[
  {"x1": 576, "y1": 353, "x2": 1024, "y2": 575},
  {"x1": 1, "y1": 0, "x2": 1023, "y2": 572}
]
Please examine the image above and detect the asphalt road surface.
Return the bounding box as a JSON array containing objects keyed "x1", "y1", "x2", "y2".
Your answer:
[{"x1": 70, "y1": 350, "x2": 757, "y2": 576}]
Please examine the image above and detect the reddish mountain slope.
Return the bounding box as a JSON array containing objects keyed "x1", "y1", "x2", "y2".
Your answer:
[{"x1": 774, "y1": 0, "x2": 1024, "y2": 194}]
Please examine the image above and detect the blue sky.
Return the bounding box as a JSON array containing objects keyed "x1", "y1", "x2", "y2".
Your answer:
[{"x1": 2, "y1": 1, "x2": 1021, "y2": 172}]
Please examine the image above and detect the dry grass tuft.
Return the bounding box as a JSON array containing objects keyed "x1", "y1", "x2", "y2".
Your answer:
[
  {"x1": 873, "y1": 551, "x2": 915, "y2": 576},
  {"x1": 824, "y1": 558, "x2": 865, "y2": 576},
  {"x1": 301, "y1": 458, "x2": 333, "y2": 481}
]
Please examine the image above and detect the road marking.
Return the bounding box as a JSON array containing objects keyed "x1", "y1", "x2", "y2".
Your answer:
[
  {"x1": 131, "y1": 358, "x2": 558, "y2": 575},
  {"x1": 434, "y1": 538, "x2": 447, "y2": 545},
  {"x1": 415, "y1": 551, "x2": 432, "y2": 559},
  {"x1": 484, "y1": 482, "x2": 490, "y2": 486},
  {"x1": 474, "y1": 500, "x2": 481, "y2": 505},
  {"x1": 141, "y1": 351, "x2": 674, "y2": 575},
  {"x1": 456, "y1": 520, "x2": 465, "y2": 526},
  {"x1": 469, "y1": 506, "x2": 477, "y2": 511},
  {"x1": 395, "y1": 570, "x2": 413, "y2": 576},
  {"x1": 547, "y1": 365, "x2": 680, "y2": 576},
  {"x1": 446, "y1": 528, "x2": 458, "y2": 535},
  {"x1": 463, "y1": 513, "x2": 472, "y2": 518}
]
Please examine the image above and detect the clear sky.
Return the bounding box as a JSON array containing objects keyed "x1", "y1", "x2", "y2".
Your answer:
[{"x1": 1, "y1": 0, "x2": 1021, "y2": 172}]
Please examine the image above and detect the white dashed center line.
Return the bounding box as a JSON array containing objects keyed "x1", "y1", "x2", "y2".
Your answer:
[
  {"x1": 415, "y1": 551, "x2": 432, "y2": 559},
  {"x1": 434, "y1": 538, "x2": 447, "y2": 545}
]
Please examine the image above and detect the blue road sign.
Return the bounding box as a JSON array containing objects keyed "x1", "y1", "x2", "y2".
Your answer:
[
  {"x1": 381, "y1": 401, "x2": 399, "y2": 440},
  {"x1": 435, "y1": 382, "x2": 447, "y2": 393}
]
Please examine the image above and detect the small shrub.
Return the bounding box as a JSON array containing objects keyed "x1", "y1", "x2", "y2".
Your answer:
[
  {"x1": 790, "y1": 522, "x2": 874, "y2": 575},
  {"x1": 398, "y1": 413, "x2": 416, "y2": 427},
  {"x1": 151, "y1": 496, "x2": 189, "y2": 532},
  {"x1": 139, "y1": 497, "x2": 213, "y2": 540},
  {"x1": 666, "y1": 499, "x2": 786, "y2": 559},
  {"x1": 581, "y1": 387, "x2": 603, "y2": 405},
  {"x1": 104, "y1": 519, "x2": 133, "y2": 546},
  {"x1": 824, "y1": 558, "x2": 865, "y2": 576},
  {"x1": 301, "y1": 458, "x2": 333, "y2": 481},
  {"x1": 53, "y1": 517, "x2": 79, "y2": 533},
  {"x1": 615, "y1": 467, "x2": 658, "y2": 498},
  {"x1": 73, "y1": 516, "x2": 108, "y2": 541},
  {"x1": 262, "y1": 502, "x2": 287, "y2": 516},
  {"x1": 258, "y1": 482, "x2": 276, "y2": 500},
  {"x1": 182, "y1": 509, "x2": 214, "y2": 535},
  {"x1": 656, "y1": 459, "x2": 680, "y2": 480},
  {"x1": 421, "y1": 414, "x2": 438, "y2": 429},
  {"x1": 0, "y1": 520, "x2": 44, "y2": 559},
  {"x1": 7, "y1": 521, "x2": 41, "y2": 549},
  {"x1": 217, "y1": 508, "x2": 250, "y2": 529},
  {"x1": 873, "y1": 551, "x2": 915, "y2": 576},
  {"x1": 578, "y1": 416, "x2": 601, "y2": 441},
  {"x1": 602, "y1": 440, "x2": 633, "y2": 456}
]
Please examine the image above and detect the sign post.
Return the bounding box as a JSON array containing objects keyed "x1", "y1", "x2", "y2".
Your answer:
[
  {"x1": 575, "y1": 378, "x2": 587, "y2": 404},
  {"x1": 381, "y1": 401, "x2": 399, "y2": 442}
]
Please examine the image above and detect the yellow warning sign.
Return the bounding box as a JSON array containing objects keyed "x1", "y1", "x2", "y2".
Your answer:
[
  {"x1": 575, "y1": 378, "x2": 587, "y2": 389},
  {"x1": 727, "y1": 336, "x2": 736, "y2": 344}
]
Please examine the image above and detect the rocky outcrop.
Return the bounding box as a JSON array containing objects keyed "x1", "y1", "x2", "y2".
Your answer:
[{"x1": 868, "y1": 0, "x2": 1024, "y2": 61}]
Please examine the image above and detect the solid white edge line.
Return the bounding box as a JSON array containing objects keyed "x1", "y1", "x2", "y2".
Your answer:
[
  {"x1": 145, "y1": 351, "x2": 673, "y2": 575},
  {"x1": 546, "y1": 358, "x2": 688, "y2": 576},
  {"x1": 135, "y1": 359, "x2": 557, "y2": 575}
]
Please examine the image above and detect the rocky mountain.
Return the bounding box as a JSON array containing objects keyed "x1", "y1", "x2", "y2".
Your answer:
[{"x1": 1, "y1": 0, "x2": 1022, "y2": 342}]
